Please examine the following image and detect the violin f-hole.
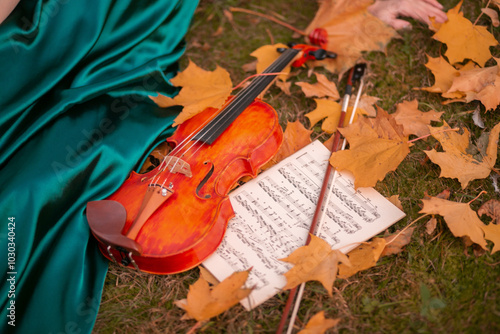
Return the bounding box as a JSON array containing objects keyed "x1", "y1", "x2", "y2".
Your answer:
[{"x1": 196, "y1": 161, "x2": 214, "y2": 199}]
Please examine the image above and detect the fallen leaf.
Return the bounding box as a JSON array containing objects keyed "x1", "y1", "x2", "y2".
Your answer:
[
  {"x1": 352, "y1": 94, "x2": 380, "y2": 117},
  {"x1": 419, "y1": 55, "x2": 460, "y2": 96},
  {"x1": 387, "y1": 195, "x2": 403, "y2": 211},
  {"x1": 420, "y1": 196, "x2": 488, "y2": 250},
  {"x1": 482, "y1": 8, "x2": 499, "y2": 27},
  {"x1": 304, "y1": 0, "x2": 398, "y2": 74},
  {"x1": 199, "y1": 266, "x2": 220, "y2": 286},
  {"x1": 250, "y1": 43, "x2": 291, "y2": 82},
  {"x1": 381, "y1": 227, "x2": 415, "y2": 257},
  {"x1": 393, "y1": 100, "x2": 444, "y2": 138},
  {"x1": 150, "y1": 60, "x2": 232, "y2": 126},
  {"x1": 425, "y1": 122, "x2": 500, "y2": 189},
  {"x1": 447, "y1": 60, "x2": 498, "y2": 95},
  {"x1": 432, "y1": 1, "x2": 498, "y2": 67},
  {"x1": 280, "y1": 234, "x2": 350, "y2": 296},
  {"x1": 298, "y1": 311, "x2": 340, "y2": 334},
  {"x1": 296, "y1": 72, "x2": 340, "y2": 99},
  {"x1": 305, "y1": 99, "x2": 361, "y2": 134},
  {"x1": 481, "y1": 223, "x2": 500, "y2": 254},
  {"x1": 329, "y1": 107, "x2": 410, "y2": 188},
  {"x1": 478, "y1": 199, "x2": 500, "y2": 224},
  {"x1": 175, "y1": 270, "x2": 252, "y2": 322},
  {"x1": 426, "y1": 217, "x2": 438, "y2": 235},
  {"x1": 338, "y1": 238, "x2": 386, "y2": 279},
  {"x1": 262, "y1": 121, "x2": 312, "y2": 170}
]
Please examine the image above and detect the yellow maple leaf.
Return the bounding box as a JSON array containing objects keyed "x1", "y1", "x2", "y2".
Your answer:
[
  {"x1": 304, "y1": 0, "x2": 398, "y2": 74},
  {"x1": 432, "y1": 1, "x2": 498, "y2": 67},
  {"x1": 481, "y1": 223, "x2": 500, "y2": 254},
  {"x1": 280, "y1": 234, "x2": 350, "y2": 296},
  {"x1": 305, "y1": 98, "x2": 361, "y2": 134},
  {"x1": 420, "y1": 197, "x2": 490, "y2": 250},
  {"x1": 393, "y1": 99, "x2": 444, "y2": 138},
  {"x1": 419, "y1": 55, "x2": 460, "y2": 96},
  {"x1": 338, "y1": 238, "x2": 386, "y2": 279},
  {"x1": 296, "y1": 72, "x2": 340, "y2": 100},
  {"x1": 298, "y1": 311, "x2": 340, "y2": 334},
  {"x1": 425, "y1": 122, "x2": 500, "y2": 189},
  {"x1": 174, "y1": 270, "x2": 252, "y2": 322},
  {"x1": 250, "y1": 43, "x2": 291, "y2": 82},
  {"x1": 329, "y1": 107, "x2": 410, "y2": 189},
  {"x1": 149, "y1": 60, "x2": 233, "y2": 126}
]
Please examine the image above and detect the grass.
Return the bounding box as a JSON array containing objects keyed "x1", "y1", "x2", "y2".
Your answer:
[{"x1": 93, "y1": 0, "x2": 500, "y2": 333}]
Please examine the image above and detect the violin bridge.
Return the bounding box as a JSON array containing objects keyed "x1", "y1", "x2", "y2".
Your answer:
[{"x1": 165, "y1": 157, "x2": 192, "y2": 177}]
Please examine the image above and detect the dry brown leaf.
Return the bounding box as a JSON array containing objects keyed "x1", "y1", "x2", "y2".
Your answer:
[
  {"x1": 338, "y1": 238, "x2": 386, "y2": 279},
  {"x1": 425, "y1": 122, "x2": 500, "y2": 189},
  {"x1": 381, "y1": 227, "x2": 415, "y2": 257},
  {"x1": 478, "y1": 199, "x2": 500, "y2": 224},
  {"x1": 393, "y1": 100, "x2": 444, "y2": 138},
  {"x1": 329, "y1": 107, "x2": 410, "y2": 189},
  {"x1": 280, "y1": 234, "x2": 350, "y2": 296},
  {"x1": 296, "y1": 72, "x2": 340, "y2": 99},
  {"x1": 432, "y1": 1, "x2": 498, "y2": 67},
  {"x1": 149, "y1": 60, "x2": 232, "y2": 126},
  {"x1": 304, "y1": 0, "x2": 398, "y2": 74},
  {"x1": 482, "y1": 8, "x2": 499, "y2": 27},
  {"x1": 175, "y1": 270, "x2": 252, "y2": 322},
  {"x1": 352, "y1": 94, "x2": 381, "y2": 117},
  {"x1": 297, "y1": 311, "x2": 340, "y2": 334},
  {"x1": 426, "y1": 217, "x2": 438, "y2": 235},
  {"x1": 250, "y1": 43, "x2": 290, "y2": 82},
  {"x1": 420, "y1": 197, "x2": 490, "y2": 250}
]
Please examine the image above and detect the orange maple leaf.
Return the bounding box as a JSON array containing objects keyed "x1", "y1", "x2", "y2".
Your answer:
[
  {"x1": 280, "y1": 234, "x2": 350, "y2": 296},
  {"x1": 420, "y1": 196, "x2": 500, "y2": 253},
  {"x1": 298, "y1": 311, "x2": 340, "y2": 334},
  {"x1": 447, "y1": 58, "x2": 500, "y2": 111},
  {"x1": 329, "y1": 107, "x2": 410, "y2": 188},
  {"x1": 419, "y1": 55, "x2": 460, "y2": 96},
  {"x1": 432, "y1": 1, "x2": 498, "y2": 67},
  {"x1": 304, "y1": 0, "x2": 398, "y2": 74},
  {"x1": 296, "y1": 72, "x2": 340, "y2": 99},
  {"x1": 174, "y1": 270, "x2": 252, "y2": 322},
  {"x1": 393, "y1": 99, "x2": 444, "y2": 137},
  {"x1": 425, "y1": 122, "x2": 500, "y2": 189},
  {"x1": 149, "y1": 60, "x2": 233, "y2": 126},
  {"x1": 338, "y1": 238, "x2": 386, "y2": 279}
]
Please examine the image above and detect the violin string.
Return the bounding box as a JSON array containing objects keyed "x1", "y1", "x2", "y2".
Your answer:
[
  {"x1": 153, "y1": 48, "x2": 298, "y2": 187},
  {"x1": 152, "y1": 48, "x2": 300, "y2": 188}
]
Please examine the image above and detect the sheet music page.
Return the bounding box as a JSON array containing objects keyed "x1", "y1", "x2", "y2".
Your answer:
[{"x1": 203, "y1": 140, "x2": 405, "y2": 310}]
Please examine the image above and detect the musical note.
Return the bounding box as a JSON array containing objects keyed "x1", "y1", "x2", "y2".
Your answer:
[{"x1": 203, "y1": 141, "x2": 405, "y2": 310}]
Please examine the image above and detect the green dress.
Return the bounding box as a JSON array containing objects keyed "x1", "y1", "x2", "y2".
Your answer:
[{"x1": 0, "y1": 0, "x2": 197, "y2": 332}]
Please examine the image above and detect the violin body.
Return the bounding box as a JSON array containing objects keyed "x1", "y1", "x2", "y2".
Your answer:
[{"x1": 93, "y1": 99, "x2": 283, "y2": 274}]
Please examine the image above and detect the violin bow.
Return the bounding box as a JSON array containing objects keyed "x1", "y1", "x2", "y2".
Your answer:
[{"x1": 276, "y1": 63, "x2": 366, "y2": 334}]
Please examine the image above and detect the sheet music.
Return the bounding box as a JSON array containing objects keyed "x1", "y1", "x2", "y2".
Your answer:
[{"x1": 203, "y1": 140, "x2": 405, "y2": 310}]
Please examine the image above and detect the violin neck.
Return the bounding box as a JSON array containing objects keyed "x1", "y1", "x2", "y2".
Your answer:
[{"x1": 193, "y1": 47, "x2": 300, "y2": 145}]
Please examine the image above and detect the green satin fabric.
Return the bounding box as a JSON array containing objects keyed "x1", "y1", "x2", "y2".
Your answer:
[{"x1": 0, "y1": 1, "x2": 197, "y2": 333}]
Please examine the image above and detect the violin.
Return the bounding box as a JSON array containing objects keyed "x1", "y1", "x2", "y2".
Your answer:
[{"x1": 86, "y1": 43, "x2": 336, "y2": 274}]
